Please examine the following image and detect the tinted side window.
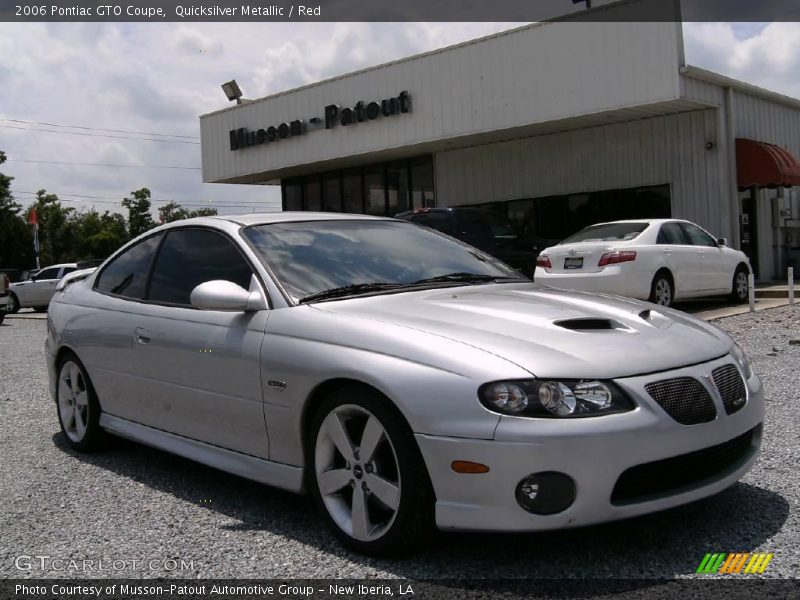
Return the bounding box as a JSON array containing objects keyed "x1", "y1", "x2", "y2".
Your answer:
[
  {"x1": 680, "y1": 223, "x2": 717, "y2": 247},
  {"x1": 657, "y1": 222, "x2": 689, "y2": 245},
  {"x1": 95, "y1": 234, "x2": 162, "y2": 299},
  {"x1": 148, "y1": 229, "x2": 252, "y2": 306},
  {"x1": 62, "y1": 267, "x2": 77, "y2": 276},
  {"x1": 34, "y1": 267, "x2": 61, "y2": 280}
]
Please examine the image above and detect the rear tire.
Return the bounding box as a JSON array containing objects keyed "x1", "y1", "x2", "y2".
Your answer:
[
  {"x1": 8, "y1": 292, "x2": 19, "y2": 314},
  {"x1": 308, "y1": 385, "x2": 435, "y2": 556},
  {"x1": 56, "y1": 353, "x2": 106, "y2": 452},
  {"x1": 649, "y1": 271, "x2": 674, "y2": 307},
  {"x1": 730, "y1": 266, "x2": 749, "y2": 304}
]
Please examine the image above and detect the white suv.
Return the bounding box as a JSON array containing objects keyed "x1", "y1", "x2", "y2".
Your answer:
[{"x1": 7, "y1": 263, "x2": 78, "y2": 313}]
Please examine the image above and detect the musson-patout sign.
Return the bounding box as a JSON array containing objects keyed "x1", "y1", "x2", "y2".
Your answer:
[{"x1": 228, "y1": 90, "x2": 410, "y2": 151}]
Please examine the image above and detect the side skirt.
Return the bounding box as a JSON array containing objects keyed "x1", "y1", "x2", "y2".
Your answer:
[{"x1": 99, "y1": 414, "x2": 305, "y2": 493}]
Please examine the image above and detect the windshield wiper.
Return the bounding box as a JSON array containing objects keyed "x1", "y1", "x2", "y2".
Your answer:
[
  {"x1": 298, "y1": 282, "x2": 404, "y2": 304},
  {"x1": 299, "y1": 273, "x2": 526, "y2": 304},
  {"x1": 411, "y1": 272, "x2": 526, "y2": 285}
]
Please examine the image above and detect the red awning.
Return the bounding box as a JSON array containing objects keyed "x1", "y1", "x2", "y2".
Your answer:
[{"x1": 736, "y1": 138, "x2": 800, "y2": 189}]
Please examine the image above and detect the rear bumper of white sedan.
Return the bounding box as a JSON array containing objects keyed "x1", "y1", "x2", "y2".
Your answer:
[
  {"x1": 534, "y1": 265, "x2": 652, "y2": 300},
  {"x1": 416, "y1": 354, "x2": 763, "y2": 532}
]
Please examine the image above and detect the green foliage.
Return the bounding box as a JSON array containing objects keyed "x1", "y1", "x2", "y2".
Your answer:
[
  {"x1": 159, "y1": 201, "x2": 218, "y2": 223},
  {"x1": 0, "y1": 151, "x2": 35, "y2": 270},
  {"x1": 0, "y1": 151, "x2": 220, "y2": 269},
  {"x1": 122, "y1": 187, "x2": 156, "y2": 238},
  {"x1": 72, "y1": 210, "x2": 129, "y2": 260}
]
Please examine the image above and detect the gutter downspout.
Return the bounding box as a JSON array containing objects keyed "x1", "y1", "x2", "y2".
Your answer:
[{"x1": 724, "y1": 86, "x2": 741, "y2": 250}]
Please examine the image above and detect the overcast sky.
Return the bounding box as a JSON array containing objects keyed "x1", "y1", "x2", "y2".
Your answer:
[{"x1": 1, "y1": 21, "x2": 799, "y2": 217}]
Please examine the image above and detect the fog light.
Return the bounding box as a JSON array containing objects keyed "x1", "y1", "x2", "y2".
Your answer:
[{"x1": 515, "y1": 472, "x2": 576, "y2": 515}]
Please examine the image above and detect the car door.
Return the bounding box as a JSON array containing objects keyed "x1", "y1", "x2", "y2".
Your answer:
[
  {"x1": 132, "y1": 227, "x2": 270, "y2": 458},
  {"x1": 679, "y1": 222, "x2": 728, "y2": 291},
  {"x1": 25, "y1": 266, "x2": 62, "y2": 305},
  {"x1": 89, "y1": 233, "x2": 164, "y2": 419},
  {"x1": 655, "y1": 222, "x2": 696, "y2": 296}
]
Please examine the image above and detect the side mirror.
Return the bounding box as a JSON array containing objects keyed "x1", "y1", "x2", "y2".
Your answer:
[
  {"x1": 716, "y1": 237, "x2": 728, "y2": 247},
  {"x1": 190, "y1": 277, "x2": 267, "y2": 312}
]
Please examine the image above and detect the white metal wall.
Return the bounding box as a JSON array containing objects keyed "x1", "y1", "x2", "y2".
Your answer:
[
  {"x1": 435, "y1": 109, "x2": 736, "y2": 240},
  {"x1": 201, "y1": 21, "x2": 681, "y2": 183}
]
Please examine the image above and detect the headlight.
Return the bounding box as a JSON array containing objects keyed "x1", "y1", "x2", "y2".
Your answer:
[
  {"x1": 478, "y1": 379, "x2": 634, "y2": 418},
  {"x1": 731, "y1": 342, "x2": 753, "y2": 379}
]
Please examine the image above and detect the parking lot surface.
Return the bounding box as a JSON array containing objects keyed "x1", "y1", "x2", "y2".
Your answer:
[{"x1": 0, "y1": 308, "x2": 798, "y2": 579}]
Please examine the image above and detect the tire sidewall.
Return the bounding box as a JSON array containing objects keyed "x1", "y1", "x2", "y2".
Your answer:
[
  {"x1": 9, "y1": 293, "x2": 19, "y2": 313},
  {"x1": 56, "y1": 353, "x2": 105, "y2": 452},
  {"x1": 650, "y1": 273, "x2": 673, "y2": 307},
  {"x1": 308, "y1": 386, "x2": 434, "y2": 556}
]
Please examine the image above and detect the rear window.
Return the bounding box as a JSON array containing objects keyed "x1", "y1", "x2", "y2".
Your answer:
[{"x1": 561, "y1": 222, "x2": 649, "y2": 244}]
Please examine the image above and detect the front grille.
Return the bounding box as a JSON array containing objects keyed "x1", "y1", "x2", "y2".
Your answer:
[
  {"x1": 645, "y1": 377, "x2": 717, "y2": 425},
  {"x1": 712, "y1": 364, "x2": 747, "y2": 415},
  {"x1": 611, "y1": 427, "x2": 756, "y2": 504}
]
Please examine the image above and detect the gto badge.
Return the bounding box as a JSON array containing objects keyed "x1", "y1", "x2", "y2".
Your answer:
[{"x1": 267, "y1": 380, "x2": 287, "y2": 392}]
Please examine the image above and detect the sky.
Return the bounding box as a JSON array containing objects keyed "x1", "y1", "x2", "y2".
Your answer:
[{"x1": 1, "y1": 21, "x2": 800, "y2": 217}]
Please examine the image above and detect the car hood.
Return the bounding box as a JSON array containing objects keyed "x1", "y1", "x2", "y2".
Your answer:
[{"x1": 313, "y1": 283, "x2": 732, "y2": 379}]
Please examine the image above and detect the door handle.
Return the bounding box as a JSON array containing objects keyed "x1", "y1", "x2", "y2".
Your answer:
[{"x1": 134, "y1": 327, "x2": 151, "y2": 344}]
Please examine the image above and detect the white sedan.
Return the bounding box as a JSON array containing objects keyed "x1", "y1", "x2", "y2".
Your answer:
[
  {"x1": 534, "y1": 219, "x2": 751, "y2": 307},
  {"x1": 8, "y1": 263, "x2": 78, "y2": 313}
]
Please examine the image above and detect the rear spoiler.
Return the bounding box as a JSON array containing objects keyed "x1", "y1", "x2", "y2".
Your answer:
[{"x1": 56, "y1": 268, "x2": 97, "y2": 291}]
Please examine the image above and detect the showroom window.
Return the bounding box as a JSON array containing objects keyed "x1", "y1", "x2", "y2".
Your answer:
[
  {"x1": 280, "y1": 155, "x2": 434, "y2": 216},
  {"x1": 464, "y1": 184, "x2": 671, "y2": 243}
]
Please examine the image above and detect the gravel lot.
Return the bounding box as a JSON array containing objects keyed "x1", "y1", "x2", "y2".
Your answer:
[{"x1": 0, "y1": 308, "x2": 798, "y2": 580}]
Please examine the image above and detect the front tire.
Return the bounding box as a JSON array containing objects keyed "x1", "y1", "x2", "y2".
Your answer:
[
  {"x1": 56, "y1": 354, "x2": 105, "y2": 452},
  {"x1": 309, "y1": 386, "x2": 434, "y2": 556},
  {"x1": 730, "y1": 266, "x2": 749, "y2": 303},
  {"x1": 649, "y1": 271, "x2": 674, "y2": 307}
]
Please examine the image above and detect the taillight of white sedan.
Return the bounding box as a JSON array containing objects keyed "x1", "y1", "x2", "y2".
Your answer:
[{"x1": 534, "y1": 219, "x2": 752, "y2": 307}]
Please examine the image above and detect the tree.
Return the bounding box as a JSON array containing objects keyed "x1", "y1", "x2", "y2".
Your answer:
[
  {"x1": 158, "y1": 201, "x2": 189, "y2": 223},
  {"x1": 72, "y1": 209, "x2": 129, "y2": 260},
  {"x1": 122, "y1": 187, "x2": 155, "y2": 238},
  {"x1": 158, "y1": 201, "x2": 218, "y2": 223},
  {"x1": 0, "y1": 151, "x2": 34, "y2": 270},
  {"x1": 191, "y1": 207, "x2": 218, "y2": 217}
]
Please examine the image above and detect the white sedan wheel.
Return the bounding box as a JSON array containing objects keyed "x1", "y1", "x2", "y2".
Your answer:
[
  {"x1": 652, "y1": 277, "x2": 673, "y2": 306},
  {"x1": 58, "y1": 361, "x2": 90, "y2": 443},
  {"x1": 314, "y1": 404, "x2": 401, "y2": 542},
  {"x1": 735, "y1": 270, "x2": 749, "y2": 300}
]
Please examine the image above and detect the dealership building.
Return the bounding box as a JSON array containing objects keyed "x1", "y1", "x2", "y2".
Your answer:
[{"x1": 200, "y1": 19, "x2": 800, "y2": 281}]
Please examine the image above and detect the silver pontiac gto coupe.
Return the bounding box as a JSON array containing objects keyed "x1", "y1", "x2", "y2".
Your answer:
[{"x1": 47, "y1": 213, "x2": 763, "y2": 555}]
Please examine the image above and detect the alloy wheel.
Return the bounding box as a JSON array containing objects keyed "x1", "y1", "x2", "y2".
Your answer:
[
  {"x1": 654, "y1": 278, "x2": 672, "y2": 306},
  {"x1": 314, "y1": 404, "x2": 401, "y2": 542},
  {"x1": 735, "y1": 271, "x2": 748, "y2": 299},
  {"x1": 58, "y1": 361, "x2": 90, "y2": 443}
]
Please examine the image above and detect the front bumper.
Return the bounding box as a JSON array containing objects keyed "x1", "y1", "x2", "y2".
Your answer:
[{"x1": 416, "y1": 354, "x2": 763, "y2": 532}]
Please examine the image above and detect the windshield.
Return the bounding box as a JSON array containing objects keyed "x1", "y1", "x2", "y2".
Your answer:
[
  {"x1": 243, "y1": 219, "x2": 521, "y2": 301},
  {"x1": 561, "y1": 222, "x2": 649, "y2": 244}
]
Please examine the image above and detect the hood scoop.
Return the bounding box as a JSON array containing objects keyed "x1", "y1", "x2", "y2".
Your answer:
[{"x1": 554, "y1": 318, "x2": 633, "y2": 333}]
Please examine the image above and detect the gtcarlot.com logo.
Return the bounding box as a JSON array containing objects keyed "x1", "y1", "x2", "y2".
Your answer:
[
  {"x1": 14, "y1": 555, "x2": 195, "y2": 572},
  {"x1": 696, "y1": 552, "x2": 773, "y2": 574}
]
